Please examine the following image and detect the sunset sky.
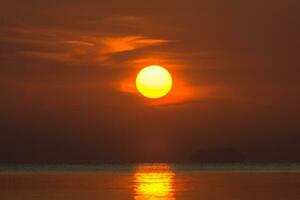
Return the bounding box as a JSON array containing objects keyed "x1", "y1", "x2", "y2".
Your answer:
[{"x1": 0, "y1": 0, "x2": 299, "y2": 163}]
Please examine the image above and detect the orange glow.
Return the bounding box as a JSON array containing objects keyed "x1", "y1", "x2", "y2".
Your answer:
[
  {"x1": 119, "y1": 68, "x2": 207, "y2": 106},
  {"x1": 133, "y1": 164, "x2": 175, "y2": 200},
  {"x1": 117, "y1": 52, "x2": 214, "y2": 105}
]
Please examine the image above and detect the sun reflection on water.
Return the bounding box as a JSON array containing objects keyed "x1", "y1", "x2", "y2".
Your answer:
[{"x1": 133, "y1": 164, "x2": 175, "y2": 200}]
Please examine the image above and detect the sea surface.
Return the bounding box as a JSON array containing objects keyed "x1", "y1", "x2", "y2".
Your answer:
[{"x1": 0, "y1": 164, "x2": 300, "y2": 200}]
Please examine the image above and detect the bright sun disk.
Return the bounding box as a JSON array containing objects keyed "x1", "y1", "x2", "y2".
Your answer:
[{"x1": 136, "y1": 65, "x2": 173, "y2": 99}]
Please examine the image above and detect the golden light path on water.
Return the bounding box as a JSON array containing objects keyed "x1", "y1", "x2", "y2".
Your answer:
[{"x1": 133, "y1": 164, "x2": 175, "y2": 200}]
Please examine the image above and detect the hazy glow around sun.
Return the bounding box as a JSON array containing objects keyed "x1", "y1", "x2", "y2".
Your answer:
[{"x1": 136, "y1": 65, "x2": 173, "y2": 99}]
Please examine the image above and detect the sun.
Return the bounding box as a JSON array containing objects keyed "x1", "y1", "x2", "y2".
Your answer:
[{"x1": 136, "y1": 65, "x2": 173, "y2": 99}]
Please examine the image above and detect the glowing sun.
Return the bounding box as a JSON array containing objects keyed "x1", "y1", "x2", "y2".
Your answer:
[{"x1": 136, "y1": 65, "x2": 173, "y2": 99}]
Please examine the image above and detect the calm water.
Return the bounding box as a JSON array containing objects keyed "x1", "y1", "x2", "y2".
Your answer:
[{"x1": 0, "y1": 164, "x2": 300, "y2": 200}]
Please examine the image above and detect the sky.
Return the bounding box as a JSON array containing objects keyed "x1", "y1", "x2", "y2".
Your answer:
[{"x1": 0, "y1": 0, "x2": 299, "y2": 163}]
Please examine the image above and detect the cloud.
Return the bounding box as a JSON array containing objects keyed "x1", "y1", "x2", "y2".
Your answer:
[
  {"x1": 100, "y1": 36, "x2": 169, "y2": 54},
  {"x1": 62, "y1": 40, "x2": 95, "y2": 47}
]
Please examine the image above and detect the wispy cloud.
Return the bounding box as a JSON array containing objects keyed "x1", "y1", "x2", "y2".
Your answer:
[
  {"x1": 62, "y1": 40, "x2": 95, "y2": 47},
  {"x1": 100, "y1": 36, "x2": 169, "y2": 54},
  {"x1": 1, "y1": 25, "x2": 170, "y2": 65}
]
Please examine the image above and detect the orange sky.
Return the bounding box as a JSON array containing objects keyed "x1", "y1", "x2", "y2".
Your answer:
[{"x1": 0, "y1": 0, "x2": 299, "y2": 163}]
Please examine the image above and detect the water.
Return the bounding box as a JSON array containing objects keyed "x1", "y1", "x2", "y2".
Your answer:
[{"x1": 0, "y1": 164, "x2": 300, "y2": 200}]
